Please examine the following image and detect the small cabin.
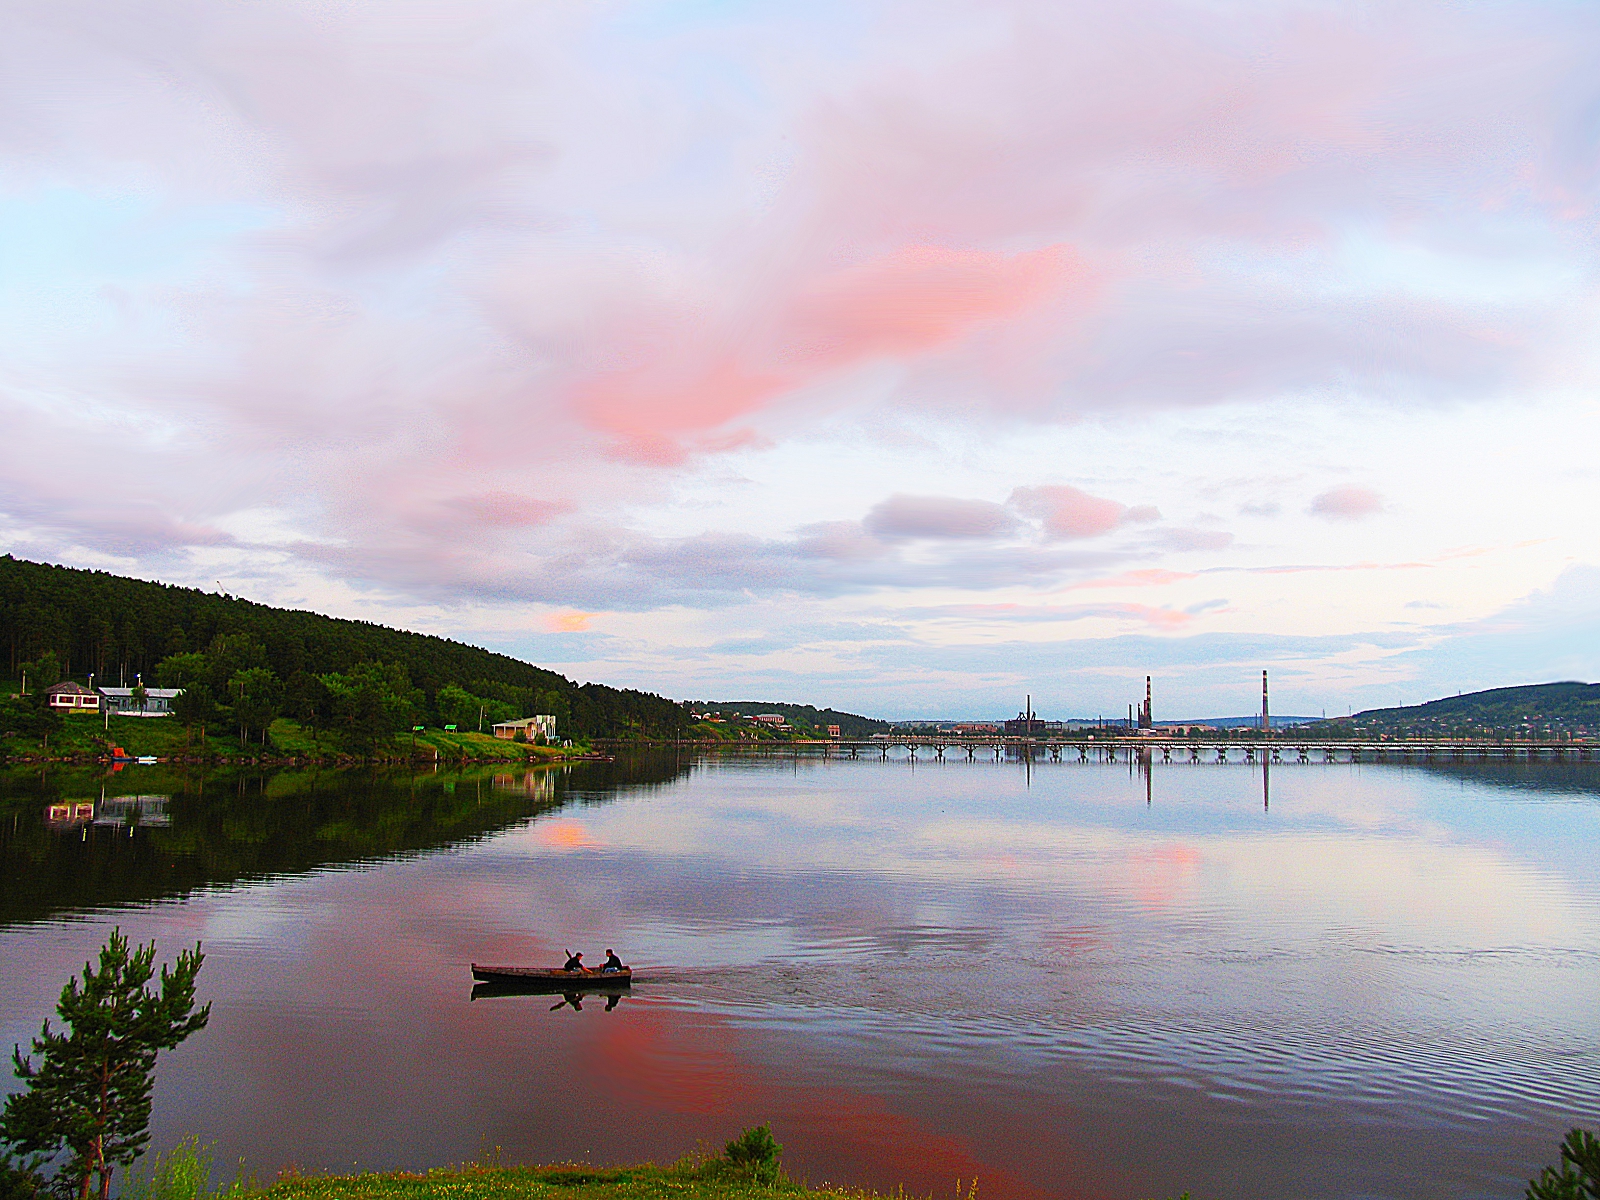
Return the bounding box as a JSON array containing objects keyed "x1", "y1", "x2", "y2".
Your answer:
[
  {"x1": 43, "y1": 681, "x2": 100, "y2": 710},
  {"x1": 491, "y1": 715, "x2": 557, "y2": 741}
]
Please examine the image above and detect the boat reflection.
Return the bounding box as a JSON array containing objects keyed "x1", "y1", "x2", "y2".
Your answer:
[{"x1": 470, "y1": 977, "x2": 631, "y2": 1009}]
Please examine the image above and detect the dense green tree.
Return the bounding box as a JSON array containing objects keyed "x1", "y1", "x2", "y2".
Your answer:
[
  {"x1": 0, "y1": 555, "x2": 693, "y2": 738},
  {"x1": 323, "y1": 662, "x2": 419, "y2": 748},
  {"x1": 228, "y1": 667, "x2": 282, "y2": 746},
  {"x1": 152, "y1": 653, "x2": 208, "y2": 691},
  {"x1": 170, "y1": 682, "x2": 218, "y2": 748},
  {"x1": 201, "y1": 635, "x2": 267, "y2": 692},
  {"x1": 0, "y1": 694, "x2": 61, "y2": 744},
  {"x1": 284, "y1": 670, "x2": 332, "y2": 744},
  {"x1": 18, "y1": 651, "x2": 60, "y2": 692},
  {"x1": 436, "y1": 683, "x2": 515, "y2": 731},
  {"x1": 0, "y1": 930, "x2": 209, "y2": 1200}
]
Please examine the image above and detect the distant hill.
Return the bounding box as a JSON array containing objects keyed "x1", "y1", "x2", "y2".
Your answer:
[
  {"x1": 0, "y1": 555, "x2": 688, "y2": 739},
  {"x1": 689, "y1": 700, "x2": 890, "y2": 738},
  {"x1": 1310, "y1": 681, "x2": 1600, "y2": 737},
  {"x1": 1168, "y1": 716, "x2": 1320, "y2": 730}
]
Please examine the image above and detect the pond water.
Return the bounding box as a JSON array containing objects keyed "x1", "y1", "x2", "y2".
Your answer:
[{"x1": 2, "y1": 755, "x2": 1598, "y2": 1200}]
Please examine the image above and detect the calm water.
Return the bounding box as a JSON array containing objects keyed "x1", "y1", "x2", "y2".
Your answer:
[{"x1": 2, "y1": 755, "x2": 1598, "y2": 1200}]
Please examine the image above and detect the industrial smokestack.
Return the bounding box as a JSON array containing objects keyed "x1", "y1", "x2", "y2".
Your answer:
[{"x1": 1261, "y1": 670, "x2": 1270, "y2": 733}]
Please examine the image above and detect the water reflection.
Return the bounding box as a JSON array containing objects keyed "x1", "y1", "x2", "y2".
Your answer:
[
  {"x1": 0, "y1": 755, "x2": 695, "y2": 927},
  {"x1": 1, "y1": 754, "x2": 1598, "y2": 1200}
]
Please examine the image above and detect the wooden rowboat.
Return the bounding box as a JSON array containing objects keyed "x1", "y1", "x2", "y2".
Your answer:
[{"x1": 470, "y1": 964, "x2": 632, "y2": 986}]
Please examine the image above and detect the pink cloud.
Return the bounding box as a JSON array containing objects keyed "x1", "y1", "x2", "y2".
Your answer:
[
  {"x1": 572, "y1": 243, "x2": 1091, "y2": 463},
  {"x1": 0, "y1": 0, "x2": 1593, "y2": 625},
  {"x1": 1008, "y1": 485, "x2": 1151, "y2": 539},
  {"x1": 1309, "y1": 487, "x2": 1385, "y2": 520}
]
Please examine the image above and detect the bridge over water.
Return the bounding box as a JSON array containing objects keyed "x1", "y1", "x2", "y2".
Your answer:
[{"x1": 598, "y1": 736, "x2": 1600, "y2": 764}]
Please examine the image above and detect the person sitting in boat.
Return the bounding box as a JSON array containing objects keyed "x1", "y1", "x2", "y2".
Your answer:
[
  {"x1": 600, "y1": 949, "x2": 625, "y2": 973},
  {"x1": 562, "y1": 950, "x2": 585, "y2": 972}
]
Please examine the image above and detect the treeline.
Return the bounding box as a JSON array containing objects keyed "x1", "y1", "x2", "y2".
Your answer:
[
  {"x1": 689, "y1": 700, "x2": 889, "y2": 738},
  {"x1": 1312, "y1": 681, "x2": 1600, "y2": 738},
  {"x1": 0, "y1": 556, "x2": 688, "y2": 740}
]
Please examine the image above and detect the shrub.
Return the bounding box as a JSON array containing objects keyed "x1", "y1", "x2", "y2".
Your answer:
[
  {"x1": 1527, "y1": 1128, "x2": 1600, "y2": 1200},
  {"x1": 0, "y1": 1155, "x2": 45, "y2": 1200},
  {"x1": 724, "y1": 1124, "x2": 783, "y2": 1186},
  {"x1": 122, "y1": 1138, "x2": 211, "y2": 1200},
  {"x1": 121, "y1": 1138, "x2": 251, "y2": 1200}
]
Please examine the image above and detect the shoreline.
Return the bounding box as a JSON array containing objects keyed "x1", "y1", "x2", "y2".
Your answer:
[
  {"x1": 0, "y1": 749, "x2": 611, "y2": 767},
  {"x1": 255, "y1": 1159, "x2": 895, "y2": 1200}
]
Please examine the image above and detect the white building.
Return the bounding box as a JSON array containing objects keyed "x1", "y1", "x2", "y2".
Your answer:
[
  {"x1": 98, "y1": 686, "x2": 184, "y2": 716},
  {"x1": 43, "y1": 682, "x2": 100, "y2": 710}
]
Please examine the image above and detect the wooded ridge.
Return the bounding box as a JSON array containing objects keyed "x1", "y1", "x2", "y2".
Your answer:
[{"x1": 0, "y1": 555, "x2": 689, "y2": 740}]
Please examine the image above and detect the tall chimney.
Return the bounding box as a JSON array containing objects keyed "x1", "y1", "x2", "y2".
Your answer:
[
  {"x1": 1261, "y1": 670, "x2": 1270, "y2": 733},
  {"x1": 1140, "y1": 675, "x2": 1153, "y2": 729}
]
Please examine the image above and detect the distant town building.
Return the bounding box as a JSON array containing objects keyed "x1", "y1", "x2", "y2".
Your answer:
[
  {"x1": 1004, "y1": 711, "x2": 1048, "y2": 735},
  {"x1": 953, "y1": 723, "x2": 999, "y2": 734},
  {"x1": 491, "y1": 715, "x2": 557, "y2": 741},
  {"x1": 43, "y1": 681, "x2": 99, "y2": 710},
  {"x1": 826, "y1": 725, "x2": 841, "y2": 738},
  {"x1": 98, "y1": 686, "x2": 182, "y2": 715},
  {"x1": 751, "y1": 714, "x2": 788, "y2": 727}
]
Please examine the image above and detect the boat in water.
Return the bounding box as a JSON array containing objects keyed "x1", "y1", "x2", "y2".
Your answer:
[{"x1": 470, "y1": 963, "x2": 632, "y2": 988}]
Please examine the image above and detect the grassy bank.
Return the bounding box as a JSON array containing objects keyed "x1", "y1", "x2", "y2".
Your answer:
[
  {"x1": 0, "y1": 711, "x2": 582, "y2": 764},
  {"x1": 261, "y1": 1162, "x2": 885, "y2": 1200}
]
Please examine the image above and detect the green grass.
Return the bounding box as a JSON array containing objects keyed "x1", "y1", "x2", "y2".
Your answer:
[
  {"x1": 0, "y1": 711, "x2": 241, "y2": 758},
  {"x1": 260, "y1": 1161, "x2": 886, "y2": 1200},
  {"x1": 0, "y1": 712, "x2": 576, "y2": 763}
]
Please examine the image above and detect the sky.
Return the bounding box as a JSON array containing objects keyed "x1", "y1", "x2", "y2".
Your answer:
[{"x1": 1, "y1": 0, "x2": 1598, "y2": 720}]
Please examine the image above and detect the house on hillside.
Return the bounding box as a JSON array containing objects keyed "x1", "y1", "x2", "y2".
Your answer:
[
  {"x1": 98, "y1": 686, "x2": 183, "y2": 716},
  {"x1": 491, "y1": 715, "x2": 557, "y2": 741},
  {"x1": 751, "y1": 713, "x2": 788, "y2": 728},
  {"x1": 43, "y1": 681, "x2": 100, "y2": 711}
]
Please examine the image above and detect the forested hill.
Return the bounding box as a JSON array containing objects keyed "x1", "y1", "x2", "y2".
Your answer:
[
  {"x1": 1314, "y1": 681, "x2": 1600, "y2": 737},
  {"x1": 0, "y1": 555, "x2": 688, "y2": 738},
  {"x1": 690, "y1": 700, "x2": 890, "y2": 738}
]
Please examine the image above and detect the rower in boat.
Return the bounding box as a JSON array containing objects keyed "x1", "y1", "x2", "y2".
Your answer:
[
  {"x1": 563, "y1": 950, "x2": 584, "y2": 971},
  {"x1": 600, "y1": 949, "x2": 625, "y2": 973}
]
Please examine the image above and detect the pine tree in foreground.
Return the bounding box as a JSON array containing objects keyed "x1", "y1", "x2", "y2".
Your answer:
[
  {"x1": 0, "y1": 930, "x2": 210, "y2": 1200},
  {"x1": 1528, "y1": 1128, "x2": 1600, "y2": 1200}
]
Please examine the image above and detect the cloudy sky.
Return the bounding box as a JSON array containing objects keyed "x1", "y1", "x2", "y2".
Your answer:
[{"x1": 2, "y1": 0, "x2": 1598, "y2": 719}]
